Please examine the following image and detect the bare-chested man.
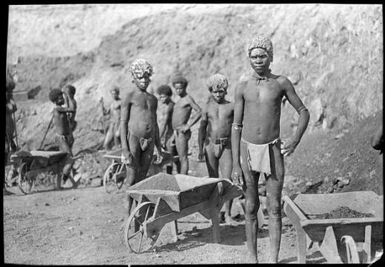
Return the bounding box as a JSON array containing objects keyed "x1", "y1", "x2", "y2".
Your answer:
[
  {"x1": 120, "y1": 58, "x2": 162, "y2": 187},
  {"x1": 171, "y1": 75, "x2": 202, "y2": 174},
  {"x1": 231, "y1": 35, "x2": 310, "y2": 263},
  {"x1": 49, "y1": 88, "x2": 78, "y2": 189},
  {"x1": 156, "y1": 84, "x2": 175, "y2": 174},
  {"x1": 62, "y1": 84, "x2": 77, "y2": 133},
  {"x1": 198, "y1": 73, "x2": 237, "y2": 224},
  {"x1": 100, "y1": 86, "x2": 121, "y2": 150}
]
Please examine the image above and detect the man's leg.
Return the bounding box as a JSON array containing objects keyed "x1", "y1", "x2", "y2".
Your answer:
[
  {"x1": 138, "y1": 144, "x2": 155, "y2": 182},
  {"x1": 114, "y1": 124, "x2": 121, "y2": 149},
  {"x1": 175, "y1": 131, "x2": 190, "y2": 174},
  {"x1": 240, "y1": 141, "x2": 260, "y2": 262},
  {"x1": 204, "y1": 142, "x2": 219, "y2": 177},
  {"x1": 219, "y1": 147, "x2": 237, "y2": 224},
  {"x1": 56, "y1": 136, "x2": 75, "y2": 189},
  {"x1": 103, "y1": 125, "x2": 114, "y2": 150},
  {"x1": 265, "y1": 142, "x2": 285, "y2": 263}
]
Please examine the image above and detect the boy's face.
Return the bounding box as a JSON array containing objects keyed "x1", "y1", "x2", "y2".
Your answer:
[
  {"x1": 132, "y1": 70, "x2": 151, "y2": 91},
  {"x1": 158, "y1": 94, "x2": 170, "y2": 104},
  {"x1": 211, "y1": 86, "x2": 227, "y2": 103},
  {"x1": 174, "y1": 83, "x2": 186, "y2": 96}
]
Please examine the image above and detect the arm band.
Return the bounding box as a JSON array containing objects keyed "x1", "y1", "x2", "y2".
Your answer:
[
  {"x1": 298, "y1": 106, "x2": 308, "y2": 113},
  {"x1": 232, "y1": 122, "x2": 243, "y2": 130}
]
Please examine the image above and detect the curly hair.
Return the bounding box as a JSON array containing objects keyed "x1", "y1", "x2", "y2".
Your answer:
[
  {"x1": 130, "y1": 58, "x2": 153, "y2": 77},
  {"x1": 157, "y1": 85, "x2": 172, "y2": 96},
  {"x1": 171, "y1": 75, "x2": 188, "y2": 87},
  {"x1": 248, "y1": 35, "x2": 274, "y2": 61},
  {"x1": 207, "y1": 73, "x2": 228, "y2": 92},
  {"x1": 49, "y1": 88, "x2": 63, "y2": 103}
]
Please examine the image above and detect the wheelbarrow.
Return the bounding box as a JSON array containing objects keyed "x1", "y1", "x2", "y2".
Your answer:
[
  {"x1": 102, "y1": 149, "x2": 179, "y2": 193},
  {"x1": 123, "y1": 173, "x2": 243, "y2": 253},
  {"x1": 8, "y1": 150, "x2": 71, "y2": 194},
  {"x1": 283, "y1": 191, "x2": 383, "y2": 263}
]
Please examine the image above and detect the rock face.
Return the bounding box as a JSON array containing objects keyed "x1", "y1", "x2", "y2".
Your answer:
[{"x1": 7, "y1": 4, "x2": 383, "y2": 155}]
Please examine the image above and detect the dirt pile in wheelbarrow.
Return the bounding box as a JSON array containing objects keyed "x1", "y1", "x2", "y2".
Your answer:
[{"x1": 308, "y1": 206, "x2": 375, "y2": 220}]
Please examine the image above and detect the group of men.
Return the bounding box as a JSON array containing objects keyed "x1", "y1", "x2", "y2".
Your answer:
[
  {"x1": 113, "y1": 35, "x2": 309, "y2": 263},
  {"x1": 6, "y1": 35, "x2": 311, "y2": 263}
]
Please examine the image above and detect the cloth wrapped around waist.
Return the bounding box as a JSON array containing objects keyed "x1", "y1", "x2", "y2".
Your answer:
[{"x1": 241, "y1": 137, "x2": 280, "y2": 176}]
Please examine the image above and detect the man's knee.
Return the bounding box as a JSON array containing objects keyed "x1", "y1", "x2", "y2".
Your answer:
[
  {"x1": 267, "y1": 198, "x2": 282, "y2": 219},
  {"x1": 245, "y1": 197, "x2": 260, "y2": 220}
]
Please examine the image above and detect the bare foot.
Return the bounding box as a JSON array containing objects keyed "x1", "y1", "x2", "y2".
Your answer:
[{"x1": 224, "y1": 215, "x2": 239, "y2": 226}]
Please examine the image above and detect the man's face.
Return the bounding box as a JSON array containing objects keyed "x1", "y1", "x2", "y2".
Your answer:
[
  {"x1": 56, "y1": 94, "x2": 65, "y2": 105},
  {"x1": 111, "y1": 90, "x2": 120, "y2": 100},
  {"x1": 174, "y1": 83, "x2": 186, "y2": 96},
  {"x1": 158, "y1": 94, "x2": 170, "y2": 104},
  {"x1": 249, "y1": 48, "x2": 271, "y2": 74},
  {"x1": 211, "y1": 87, "x2": 227, "y2": 103},
  {"x1": 132, "y1": 70, "x2": 151, "y2": 91}
]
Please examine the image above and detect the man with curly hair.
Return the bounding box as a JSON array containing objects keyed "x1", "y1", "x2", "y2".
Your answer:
[
  {"x1": 49, "y1": 88, "x2": 78, "y2": 189},
  {"x1": 171, "y1": 75, "x2": 201, "y2": 174},
  {"x1": 120, "y1": 59, "x2": 163, "y2": 185},
  {"x1": 100, "y1": 86, "x2": 121, "y2": 150},
  {"x1": 231, "y1": 35, "x2": 310, "y2": 263},
  {"x1": 198, "y1": 73, "x2": 236, "y2": 224}
]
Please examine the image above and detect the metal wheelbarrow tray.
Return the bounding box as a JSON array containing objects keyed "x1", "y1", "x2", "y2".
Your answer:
[
  {"x1": 124, "y1": 173, "x2": 243, "y2": 253},
  {"x1": 283, "y1": 191, "x2": 383, "y2": 263}
]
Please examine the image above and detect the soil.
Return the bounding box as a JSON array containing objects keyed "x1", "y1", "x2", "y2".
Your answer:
[{"x1": 308, "y1": 206, "x2": 375, "y2": 220}]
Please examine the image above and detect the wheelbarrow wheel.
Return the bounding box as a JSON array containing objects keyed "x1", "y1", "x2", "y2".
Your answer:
[
  {"x1": 17, "y1": 163, "x2": 33, "y2": 194},
  {"x1": 103, "y1": 161, "x2": 121, "y2": 193},
  {"x1": 124, "y1": 201, "x2": 158, "y2": 253}
]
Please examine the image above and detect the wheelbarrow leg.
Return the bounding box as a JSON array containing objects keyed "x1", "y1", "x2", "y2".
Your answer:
[
  {"x1": 363, "y1": 225, "x2": 372, "y2": 263},
  {"x1": 209, "y1": 183, "x2": 221, "y2": 243},
  {"x1": 319, "y1": 226, "x2": 342, "y2": 263},
  {"x1": 170, "y1": 220, "x2": 179, "y2": 243}
]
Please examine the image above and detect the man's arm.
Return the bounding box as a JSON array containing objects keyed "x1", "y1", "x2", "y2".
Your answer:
[
  {"x1": 371, "y1": 124, "x2": 383, "y2": 150},
  {"x1": 231, "y1": 82, "x2": 245, "y2": 184},
  {"x1": 281, "y1": 77, "x2": 310, "y2": 155},
  {"x1": 120, "y1": 92, "x2": 132, "y2": 160},
  {"x1": 198, "y1": 105, "x2": 208, "y2": 160},
  {"x1": 152, "y1": 97, "x2": 162, "y2": 152},
  {"x1": 186, "y1": 95, "x2": 202, "y2": 129}
]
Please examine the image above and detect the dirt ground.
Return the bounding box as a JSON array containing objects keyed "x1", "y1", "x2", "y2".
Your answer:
[{"x1": 3, "y1": 181, "x2": 330, "y2": 265}]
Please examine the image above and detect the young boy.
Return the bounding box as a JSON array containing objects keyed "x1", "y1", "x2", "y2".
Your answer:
[
  {"x1": 101, "y1": 86, "x2": 121, "y2": 150},
  {"x1": 49, "y1": 88, "x2": 78, "y2": 189},
  {"x1": 62, "y1": 84, "x2": 77, "y2": 134},
  {"x1": 156, "y1": 84, "x2": 176, "y2": 174},
  {"x1": 231, "y1": 35, "x2": 309, "y2": 263},
  {"x1": 171, "y1": 75, "x2": 202, "y2": 174},
  {"x1": 120, "y1": 58, "x2": 163, "y2": 185},
  {"x1": 198, "y1": 73, "x2": 236, "y2": 225}
]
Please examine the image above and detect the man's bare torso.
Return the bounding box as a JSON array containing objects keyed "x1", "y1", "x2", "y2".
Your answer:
[
  {"x1": 53, "y1": 108, "x2": 71, "y2": 136},
  {"x1": 125, "y1": 90, "x2": 157, "y2": 139},
  {"x1": 110, "y1": 100, "x2": 121, "y2": 124},
  {"x1": 206, "y1": 100, "x2": 234, "y2": 140},
  {"x1": 172, "y1": 95, "x2": 192, "y2": 129},
  {"x1": 241, "y1": 74, "x2": 285, "y2": 144},
  {"x1": 157, "y1": 101, "x2": 174, "y2": 135}
]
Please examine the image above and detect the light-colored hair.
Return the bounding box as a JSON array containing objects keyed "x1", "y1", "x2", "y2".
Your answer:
[
  {"x1": 207, "y1": 73, "x2": 228, "y2": 92},
  {"x1": 130, "y1": 58, "x2": 153, "y2": 77},
  {"x1": 248, "y1": 35, "x2": 273, "y2": 62}
]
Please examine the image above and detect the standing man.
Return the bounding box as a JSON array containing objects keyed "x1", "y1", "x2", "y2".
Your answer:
[
  {"x1": 198, "y1": 73, "x2": 236, "y2": 224},
  {"x1": 120, "y1": 58, "x2": 163, "y2": 186},
  {"x1": 231, "y1": 35, "x2": 310, "y2": 263},
  {"x1": 49, "y1": 88, "x2": 78, "y2": 189},
  {"x1": 171, "y1": 75, "x2": 202, "y2": 174},
  {"x1": 100, "y1": 86, "x2": 122, "y2": 150},
  {"x1": 156, "y1": 84, "x2": 175, "y2": 174}
]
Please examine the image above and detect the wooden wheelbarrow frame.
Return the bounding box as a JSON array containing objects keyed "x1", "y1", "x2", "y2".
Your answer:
[
  {"x1": 123, "y1": 174, "x2": 243, "y2": 253},
  {"x1": 283, "y1": 191, "x2": 383, "y2": 263},
  {"x1": 8, "y1": 150, "x2": 70, "y2": 194}
]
